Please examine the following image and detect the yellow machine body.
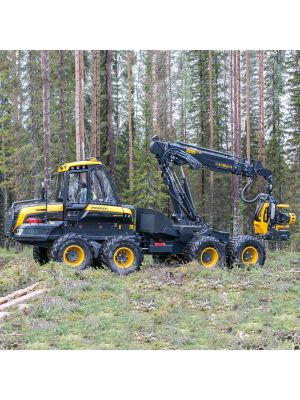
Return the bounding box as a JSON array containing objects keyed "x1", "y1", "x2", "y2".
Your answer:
[{"x1": 253, "y1": 202, "x2": 296, "y2": 236}]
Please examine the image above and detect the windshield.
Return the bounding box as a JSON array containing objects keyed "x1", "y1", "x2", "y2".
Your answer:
[{"x1": 90, "y1": 168, "x2": 117, "y2": 204}]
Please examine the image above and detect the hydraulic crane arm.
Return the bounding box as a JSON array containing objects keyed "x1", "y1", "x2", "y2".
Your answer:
[{"x1": 149, "y1": 136, "x2": 274, "y2": 225}]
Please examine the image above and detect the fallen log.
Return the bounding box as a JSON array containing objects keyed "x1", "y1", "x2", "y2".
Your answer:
[
  {"x1": 0, "y1": 282, "x2": 40, "y2": 305},
  {"x1": 0, "y1": 289, "x2": 46, "y2": 312}
]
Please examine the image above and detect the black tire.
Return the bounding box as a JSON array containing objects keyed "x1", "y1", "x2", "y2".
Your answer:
[
  {"x1": 183, "y1": 235, "x2": 225, "y2": 270},
  {"x1": 226, "y1": 235, "x2": 266, "y2": 269},
  {"x1": 33, "y1": 246, "x2": 49, "y2": 265},
  {"x1": 51, "y1": 233, "x2": 93, "y2": 270},
  {"x1": 101, "y1": 236, "x2": 143, "y2": 275}
]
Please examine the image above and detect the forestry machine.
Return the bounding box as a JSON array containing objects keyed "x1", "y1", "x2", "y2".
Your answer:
[{"x1": 5, "y1": 136, "x2": 296, "y2": 274}]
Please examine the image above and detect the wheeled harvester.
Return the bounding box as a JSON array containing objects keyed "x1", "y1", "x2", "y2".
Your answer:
[{"x1": 5, "y1": 136, "x2": 296, "y2": 274}]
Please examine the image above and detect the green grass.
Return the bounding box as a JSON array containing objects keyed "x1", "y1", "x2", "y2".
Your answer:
[{"x1": 0, "y1": 248, "x2": 299, "y2": 349}]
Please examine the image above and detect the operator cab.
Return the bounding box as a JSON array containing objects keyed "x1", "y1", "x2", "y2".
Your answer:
[{"x1": 56, "y1": 159, "x2": 120, "y2": 221}]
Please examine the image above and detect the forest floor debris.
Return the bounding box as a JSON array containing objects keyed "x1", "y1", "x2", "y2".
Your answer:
[{"x1": 0, "y1": 248, "x2": 299, "y2": 349}]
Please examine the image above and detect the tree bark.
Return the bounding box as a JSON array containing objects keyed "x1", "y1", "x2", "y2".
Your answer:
[
  {"x1": 147, "y1": 50, "x2": 153, "y2": 144},
  {"x1": 41, "y1": 50, "x2": 52, "y2": 198},
  {"x1": 208, "y1": 50, "x2": 214, "y2": 226},
  {"x1": 230, "y1": 51, "x2": 234, "y2": 153},
  {"x1": 155, "y1": 51, "x2": 161, "y2": 137},
  {"x1": 0, "y1": 282, "x2": 40, "y2": 305},
  {"x1": 237, "y1": 50, "x2": 241, "y2": 158},
  {"x1": 107, "y1": 50, "x2": 115, "y2": 180},
  {"x1": 258, "y1": 50, "x2": 265, "y2": 164},
  {"x1": 127, "y1": 50, "x2": 133, "y2": 191},
  {"x1": 58, "y1": 50, "x2": 66, "y2": 163},
  {"x1": 168, "y1": 51, "x2": 173, "y2": 141},
  {"x1": 91, "y1": 50, "x2": 100, "y2": 157},
  {"x1": 246, "y1": 50, "x2": 251, "y2": 162},
  {"x1": 11, "y1": 51, "x2": 19, "y2": 125},
  {"x1": 79, "y1": 51, "x2": 85, "y2": 159},
  {"x1": 0, "y1": 289, "x2": 47, "y2": 312},
  {"x1": 162, "y1": 51, "x2": 167, "y2": 140},
  {"x1": 75, "y1": 50, "x2": 85, "y2": 160},
  {"x1": 232, "y1": 50, "x2": 241, "y2": 236}
]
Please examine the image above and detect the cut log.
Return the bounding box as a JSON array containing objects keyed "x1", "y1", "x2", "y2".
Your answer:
[
  {"x1": 0, "y1": 282, "x2": 40, "y2": 305},
  {"x1": 0, "y1": 289, "x2": 46, "y2": 312}
]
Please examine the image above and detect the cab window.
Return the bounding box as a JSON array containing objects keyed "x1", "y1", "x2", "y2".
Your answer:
[
  {"x1": 90, "y1": 168, "x2": 116, "y2": 204},
  {"x1": 56, "y1": 174, "x2": 64, "y2": 202},
  {"x1": 67, "y1": 172, "x2": 88, "y2": 204}
]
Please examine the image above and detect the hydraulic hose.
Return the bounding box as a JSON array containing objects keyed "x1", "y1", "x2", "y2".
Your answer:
[{"x1": 241, "y1": 178, "x2": 266, "y2": 204}]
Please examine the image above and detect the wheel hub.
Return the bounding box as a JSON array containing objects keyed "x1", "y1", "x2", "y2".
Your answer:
[
  {"x1": 200, "y1": 247, "x2": 219, "y2": 268},
  {"x1": 241, "y1": 246, "x2": 259, "y2": 265},
  {"x1": 113, "y1": 247, "x2": 134, "y2": 269},
  {"x1": 66, "y1": 249, "x2": 79, "y2": 262},
  {"x1": 63, "y1": 245, "x2": 85, "y2": 268},
  {"x1": 202, "y1": 252, "x2": 212, "y2": 263}
]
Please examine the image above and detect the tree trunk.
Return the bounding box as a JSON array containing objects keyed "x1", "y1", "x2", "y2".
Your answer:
[
  {"x1": 259, "y1": 50, "x2": 265, "y2": 164},
  {"x1": 41, "y1": 51, "x2": 52, "y2": 198},
  {"x1": 232, "y1": 50, "x2": 240, "y2": 236},
  {"x1": 79, "y1": 51, "x2": 85, "y2": 159},
  {"x1": 58, "y1": 50, "x2": 66, "y2": 163},
  {"x1": 107, "y1": 50, "x2": 115, "y2": 180},
  {"x1": 127, "y1": 50, "x2": 133, "y2": 191},
  {"x1": 147, "y1": 50, "x2": 153, "y2": 143},
  {"x1": 75, "y1": 50, "x2": 85, "y2": 160},
  {"x1": 162, "y1": 51, "x2": 167, "y2": 140},
  {"x1": 237, "y1": 50, "x2": 241, "y2": 158},
  {"x1": 168, "y1": 51, "x2": 173, "y2": 141},
  {"x1": 246, "y1": 50, "x2": 251, "y2": 162},
  {"x1": 113, "y1": 52, "x2": 120, "y2": 162},
  {"x1": 91, "y1": 50, "x2": 100, "y2": 157},
  {"x1": 230, "y1": 51, "x2": 234, "y2": 153},
  {"x1": 208, "y1": 50, "x2": 214, "y2": 226},
  {"x1": 155, "y1": 51, "x2": 161, "y2": 137}
]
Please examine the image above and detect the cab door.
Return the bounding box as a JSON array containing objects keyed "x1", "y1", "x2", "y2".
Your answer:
[{"x1": 63, "y1": 170, "x2": 89, "y2": 222}]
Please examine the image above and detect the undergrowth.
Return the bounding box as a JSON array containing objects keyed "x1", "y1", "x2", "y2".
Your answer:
[{"x1": 0, "y1": 249, "x2": 299, "y2": 349}]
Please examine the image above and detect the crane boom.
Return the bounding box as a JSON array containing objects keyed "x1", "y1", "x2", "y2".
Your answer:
[{"x1": 149, "y1": 136, "x2": 295, "y2": 241}]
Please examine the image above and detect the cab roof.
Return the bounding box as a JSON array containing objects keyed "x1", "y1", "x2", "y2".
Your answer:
[{"x1": 58, "y1": 158, "x2": 102, "y2": 172}]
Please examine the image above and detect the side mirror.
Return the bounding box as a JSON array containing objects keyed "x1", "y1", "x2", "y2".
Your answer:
[{"x1": 40, "y1": 181, "x2": 46, "y2": 200}]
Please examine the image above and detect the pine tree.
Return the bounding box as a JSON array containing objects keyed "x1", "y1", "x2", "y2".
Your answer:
[
  {"x1": 265, "y1": 51, "x2": 287, "y2": 202},
  {"x1": 75, "y1": 50, "x2": 85, "y2": 160},
  {"x1": 168, "y1": 51, "x2": 173, "y2": 141},
  {"x1": 58, "y1": 50, "x2": 66, "y2": 163},
  {"x1": 127, "y1": 50, "x2": 134, "y2": 191},
  {"x1": 107, "y1": 50, "x2": 115, "y2": 180},
  {"x1": 41, "y1": 51, "x2": 52, "y2": 197},
  {"x1": 246, "y1": 50, "x2": 251, "y2": 161},
  {"x1": 208, "y1": 50, "x2": 214, "y2": 225},
  {"x1": 91, "y1": 50, "x2": 100, "y2": 157}
]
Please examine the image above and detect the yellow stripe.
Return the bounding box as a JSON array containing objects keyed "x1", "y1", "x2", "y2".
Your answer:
[
  {"x1": 13, "y1": 204, "x2": 63, "y2": 231},
  {"x1": 85, "y1": 204, "x2": 132, "y2": 216},
  {"x1": 186, "y1": 148, "x2": 200, "y2": 154},
  {"x1": 14, "y1": 203, "x2": 133, "y2": 231},
  {"x1": 58, "y1": 160, "x2": 102, "y2": 172}
]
